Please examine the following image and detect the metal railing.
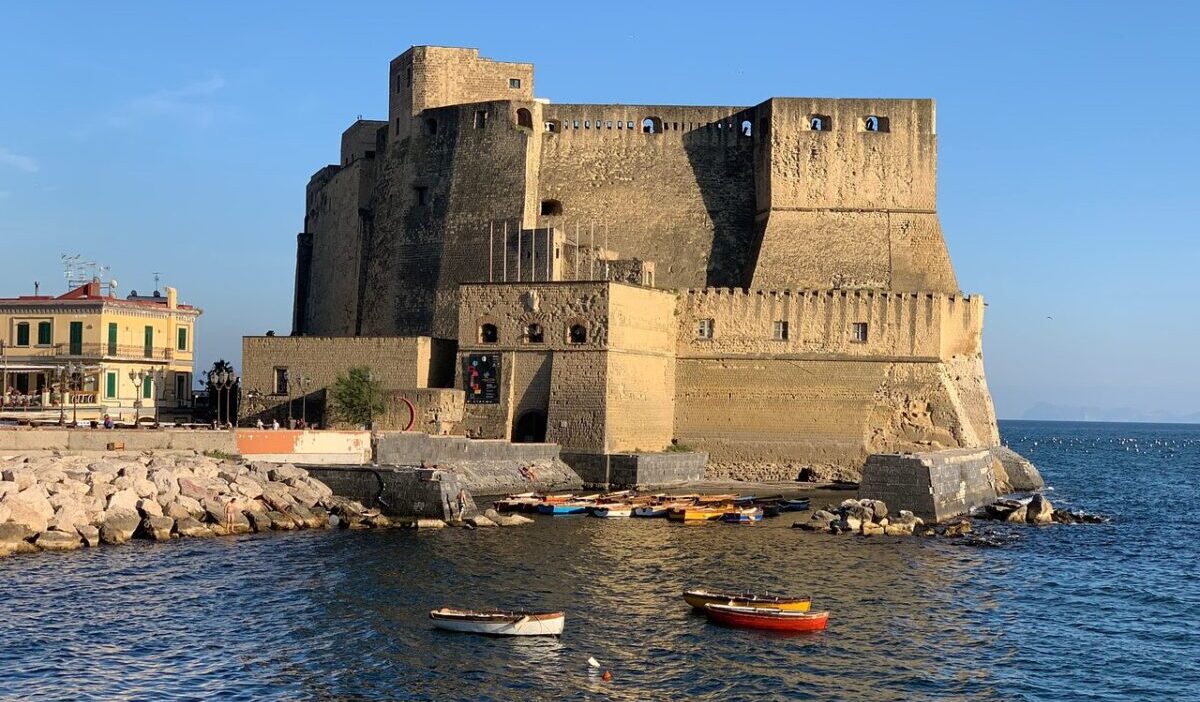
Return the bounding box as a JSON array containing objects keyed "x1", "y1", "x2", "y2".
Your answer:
[{"x1": 0, "y1": 343, "x2": 175, "y2": 361}]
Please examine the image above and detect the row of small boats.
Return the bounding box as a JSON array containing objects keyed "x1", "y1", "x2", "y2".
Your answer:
[
  {"x1": 429, "y1": 588, "x2": 829, "y2": 637},
  {"x1": 495, "y1": 491, "x2": 811, "y2": 523}
]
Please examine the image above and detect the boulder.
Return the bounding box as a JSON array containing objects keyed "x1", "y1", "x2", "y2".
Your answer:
[
  {"x1": 493, "y1": 513, "x2": 534, "y2": 527},
  {"x1": 289, "y1": 484, "x2": 321, "y2": 510},
  {"x1": 414, "y1": 519, "x2": 446, "y2": 529},
  {"x1": 0, "y1": 480, "x2": 19, "y2": 499},
  {"x1": 50, "y1": 503, "x2": 89, "y2": 532},
  {"x1": 36, "y1": 530, "x2": 83, "y2": 551},
  {"x1": 267, "y1": 511, "x2": 296, "y2": 530},
  {"x1": 260, "y1": 483, "x2": 297, "y2": 512},
  {"x1": 99, "y1": 512, "x2": 141, "y2": 545},
  {"x1": 175, "y1": 494, "x2": 205, "y2": 518},
  {"x1": 141, "y1": 516, "x2": 175, "y2": 541},
  {"x1": 990, "y1": 446, "x2": 1045, "y2": 493},
  {"x1": 151, "y1": 471, "x2": 180, "y2": 503},
  {"x1": 1026, "y1": 494, "x2": 1054, "y2": 524},
  {"x1": 884, "y1": 523, "x2": 915, "y2": 536},
  {"x1": 942, "y1": 520, "x2": 972, "y2": 537},
  {"x1": 106, "y1": 489, "x2": 140, "y2": 515},
  {"x1": 118, "y1": 464, "x2": 148, "y2": 481},
  {"x1": 268, "y1": 464, "x2": 306, "y2": 482},
  {"x1": 1005, "y1": 505, "x2": 1028, "y2": 523},
  {"x1": 0, "y1": 503, "x2": 9, "y2": 524},
  {"x1": 866, "y1": 500, "x2": 888, "y2": 521},
  {"x1": 0, "y1": 523, "x2": 32, "y2": 552},
  {"x1": 137, "y1": 498, "x2": 164, "y2": 518},
  {"x1": 132, "y1": 478, "x2": 157, "y2": 499},
  {"x1": 178, "y1": 476, "x2": 215, "y2": 502},
  {"x1": 365, "y1": 513, "x2": 393, "y2": 529},
  {"x1": 1, "y1": 467, "x2": 37, "y2": 490},
  {"x1": 232, "y1": 476, "x2": 264, "y2": 499},
  {"x1": 88, "y1": 483, "x2": 118, "y2": 500},
  {"x1": 77, "y1": 524, "x2": 101, "y2": 547},
  {"x1": 5, "y1": 487, "x2": 55, "y2": 533},
  {"x1": 174, "y1": 517, "x2": 213, "y2": 538},
  {"x1": 861, "y1": 521, "x2": 885, "y2": 536},
  {"x1": 246, "y1": 511, "x2": 274, "y2": 532},
  {"x1": 795, "y1": 509, "x2": 836, "y2": 531},
  {"x1": 164, "y1": 501, "x2": 194, "y2": 521}
]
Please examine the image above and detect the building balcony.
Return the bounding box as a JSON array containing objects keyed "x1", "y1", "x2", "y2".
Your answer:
[{"x1": 0, "y1": 343, "x2": 178, "y2": 363}]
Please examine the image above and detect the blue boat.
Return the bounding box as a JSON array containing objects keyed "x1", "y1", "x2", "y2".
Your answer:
[
  {"x1": 779, "y1": 499, "x2": 811, "y2": 512},
  {"x1": 537, "y1": 502, "x2": 591, "y2": 516}
]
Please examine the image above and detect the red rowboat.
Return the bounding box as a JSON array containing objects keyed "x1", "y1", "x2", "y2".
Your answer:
[{"x1": 702, "y1": 604, "x2": 829, "y2": 632}]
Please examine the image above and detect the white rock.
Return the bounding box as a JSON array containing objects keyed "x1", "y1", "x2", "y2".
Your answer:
[
  {"x1": 137, "y1": 498, "x2": 164, "y2": 518},
  {"x1": 132, "y1": 478, "x2": 156, "y2": 498},
  {"x1": 106, "y1": 488, "x2": 140, "y2": 514}
]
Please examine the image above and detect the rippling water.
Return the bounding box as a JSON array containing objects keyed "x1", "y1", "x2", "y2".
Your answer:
[{"x1": 2, "y1": 420, "x2": 1199, "y2": 701}]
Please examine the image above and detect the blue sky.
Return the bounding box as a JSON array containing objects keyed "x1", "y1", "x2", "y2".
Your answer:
[{"x1": 1, "y1": 2, "x2": 1196, "y2": 420}]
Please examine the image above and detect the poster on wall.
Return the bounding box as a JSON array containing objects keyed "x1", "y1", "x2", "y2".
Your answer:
[{"x1": 464, "y1": 354, "x2": 501, "y2": 404}]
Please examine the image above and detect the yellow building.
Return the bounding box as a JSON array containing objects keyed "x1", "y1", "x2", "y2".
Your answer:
[{"x1": 0, "y1": 279, "x2": 201, "y2": 425}]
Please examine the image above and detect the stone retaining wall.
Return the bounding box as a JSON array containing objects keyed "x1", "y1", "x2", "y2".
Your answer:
[
  {"x1": 563, "y1": 451, "x2": 708, "y2": 488},
  {"x1": 0, "y1": 428, "x2": 237, "y2": 453},
  {"x1": 858, "y1": 448, "x2": 998, "y2": 522},
  {"x1": 303, "y1": 465, "x2": 478, "y2": 520}
]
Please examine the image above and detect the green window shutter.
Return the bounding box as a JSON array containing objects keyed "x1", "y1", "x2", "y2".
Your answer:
[
  {"x1": 107, "y1": 323, "x2": 118, "y2": 355},
  {"x1": 69, "y1": 322, "x2": 83, "y2": 355},
  {"x1": 143, "y1": 378, "x2": 153, "y2": 399},
  {"x1": 16, "y1": 323, "x2": 29, "y2": 346},
  {"x1": 106, "y1": 372, "x2": 117, "y2": 398},
  {"x1": 177, "y1": 327, "x2": 187, "y2": 351},
  {"x1": 144, "y1": 326, "x2": 153, "y2": 358},
  {"x1": 37, "y1": 321, "x2": 52, "y2": 345}
]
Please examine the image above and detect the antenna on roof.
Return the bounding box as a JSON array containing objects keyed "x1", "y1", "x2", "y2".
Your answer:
[{"x1": 153, "y1": 272, "x2": 162, "y2": 293}]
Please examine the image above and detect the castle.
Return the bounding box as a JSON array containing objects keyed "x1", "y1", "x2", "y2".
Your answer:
[{"x1": 243, "y1": 45, "x2": 1001, "y2": 481}]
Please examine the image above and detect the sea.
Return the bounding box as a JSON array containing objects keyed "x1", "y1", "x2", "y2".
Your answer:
[{"x1": 1, "y1": 420, "x2": 1198, "y2": 701}]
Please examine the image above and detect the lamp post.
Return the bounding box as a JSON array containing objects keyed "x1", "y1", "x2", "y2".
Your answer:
[
  {"x1": 209, "y1": 370, "x2": 238, "y2": 428},
  {"x1": 68, "y1": 362, "x2": 83, "y2": 426},
  {"x1": 151, "y1": 368, "x2": 166, "y2": 426},
  {"x1": 297, "y1": 374, "x2": 313, "y2": 427},
  {"x1": 129, "y1": 369, "x2": 149, "y2": 428}
]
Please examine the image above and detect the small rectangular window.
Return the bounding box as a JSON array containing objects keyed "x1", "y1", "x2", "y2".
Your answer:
[
  {"x1": 573, "y1": 120, "x2": 580, "y2": 129},
  {"x1": 395, "y1": 117, "x2": 401, "y2": 135},
  {"x1": 851, "y1": 322, "x2": 869, "y2": 343},
  {"x1": 107, "y1": 322, "x2": 118, "y2": 355},
  {"x1": 143, "y1": 378, "x2": 153, "y2": 399},
  {"x1": 15, "y1": 322, "x2": 29, "y2": 346},
  {"x1": 406, "y1": 66, "x2": 413, "y2": 86},
  {"x1": 274, "y1": 367, "x2": 289, "y2": 395},
  {"x1": 773, "y1": 321, "x2": 789, "y2": 341},
  {"x1": 509, "y1": 78, "x2": 521, "y2": 89},
  {"x1": 414, "y1": 186, "x2": 428, "y2": 206},
  {"x1": 606, "y1": 120, "x2": 613, "y2": 129},
  {"x1": 584, "y1": 120, "x2": 590, "y2": 129},
  {"x1": 697, "y1": 319, "x2": 715, "y2": 340},
  {"x1": 106, "y1": 372, "x2": 117, "y2": 399},
  {"x1": 177, "y1": 326, "x2": 188, "y2": 351},
  {"x1": 395, "y1": 73, "x2": 403, "y2": 93},
  {"x1": 474, "y1": 110, "x2": 488, "y2": 129},
  {"x1": 144, "y1": 325, "x2": 154, "y2": 358},
  {"x1": 37, "y1": 321, "x2": 52, "y2": 345}
]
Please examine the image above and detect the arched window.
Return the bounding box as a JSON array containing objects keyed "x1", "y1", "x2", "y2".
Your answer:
[
  {"x1": 425, "y1": 118, "x2": 438, "y2": 135},
  {"x1": 809, "y1": 114, "x2": 831, "y2": 131},
  {"x1": 525, "y1": 323, "x2": 544, "y2": 343},
  {"x1": 479, "y1": 323, "x2": 498, "y2": 343},
  {"x1": 568, "y1": 323, "x2": 587, "y2": 344},
  {"x1": 741, "y1": 119, "x2": 752, "y2": 136},
  {"x1": 516, "y1": 108, "x2": 533, "y2": 129},
  {"x1": 642, "y1": 116, "x2": 662, "y2": 134},
  {"x1": 863, "y1": 115, "x2": 890, "y2": 132},
  {"x1": 540, "y1": 199, "x2": 563, "y2": 216}
]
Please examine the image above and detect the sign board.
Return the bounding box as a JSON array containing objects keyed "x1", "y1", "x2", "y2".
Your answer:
[{"x1": 464, "y1": 354, "x2": 501, "y2": 404}]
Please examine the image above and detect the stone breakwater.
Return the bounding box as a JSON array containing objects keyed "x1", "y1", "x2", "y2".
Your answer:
[
  {"x1": 794, "y1": 494, "x2": 1105, "y2": 539},
  {"x1": 0, "y1": 453, "x2": 402, "y2": 557}
]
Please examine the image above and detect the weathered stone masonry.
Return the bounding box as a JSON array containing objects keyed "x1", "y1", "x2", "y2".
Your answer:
[{"x1": 247, "y1": 44, "x2": 1009, "y2": 477}]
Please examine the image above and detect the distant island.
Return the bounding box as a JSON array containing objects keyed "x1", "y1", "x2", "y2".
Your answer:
[{"x1": 1018, "y1": 402, "x2": 1200, "y2": 424}]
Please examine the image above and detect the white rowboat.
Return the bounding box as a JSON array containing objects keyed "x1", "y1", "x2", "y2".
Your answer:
[
  {"x1": 592, "y1": 504, "x2": 633, "y2": 518},
  {"x1": 429, "y1": 608, "x2": 565, "y2": 636}
]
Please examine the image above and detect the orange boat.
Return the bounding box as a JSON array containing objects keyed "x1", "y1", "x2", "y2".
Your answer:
[
  {"x1": 683, "y1": 589, "x2": 812, "y2": 612},
  {"x1": 702, "y1": 604, "x2": 829, "y2": 632}
]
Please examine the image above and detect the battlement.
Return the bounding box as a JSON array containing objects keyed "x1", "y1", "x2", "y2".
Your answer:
[{"x1": 677, "y1": 287, "x2": 983, "y2": 361}]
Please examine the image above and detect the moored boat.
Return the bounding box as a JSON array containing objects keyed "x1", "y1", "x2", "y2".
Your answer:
[
  {"x1": 537, "y1": 501, "x2": 592, "y2": 516},
  {"x1": 701, "y1": 604, "x2": 829, "y2": 632},
  {"x1": 591, "y1": 504, "x2": 633, "y2": 518},
  {"x1": 682, "y1": 588, "x2": 812, "y2": 612},
  {"x1": 722, "y1": 506, "x2": 764, "y2": 523},
  {"x1": 670, "y1": 505, "x2": 729, "y2": 521},
  {"x1": 779, "y1": 498, "x2": 812, "y2": 512},
  {"x1": 633, "y1": 504, "x2": 670, "y2": 518},
  {"x1": 430, "y1": 608, "x2": 565, "y2": 636}
]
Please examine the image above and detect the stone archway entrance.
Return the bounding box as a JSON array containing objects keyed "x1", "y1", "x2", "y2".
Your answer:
[{"x1": 513, "y1": 410, "x2": 547, "y2": 443}]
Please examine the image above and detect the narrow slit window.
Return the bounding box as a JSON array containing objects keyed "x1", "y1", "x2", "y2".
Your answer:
[
  {"x1": 851, "y1": 322, "x2": 869, "y2": 343},
  {"x1": 696, "y1": 318, "x2": 715, "y2": 340},
  {"x1": 773, "y1": 321, "x2": 788, "y2": 341}
]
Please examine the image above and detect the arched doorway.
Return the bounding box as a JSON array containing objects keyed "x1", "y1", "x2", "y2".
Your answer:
[{"x1": 513, "y1": 410, "x2": 547, "y2": 443}]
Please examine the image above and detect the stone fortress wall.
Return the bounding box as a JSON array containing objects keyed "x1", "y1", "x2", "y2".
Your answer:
[{"x1": 254, "y1": 44, "x2": 1010, "y2": 478}]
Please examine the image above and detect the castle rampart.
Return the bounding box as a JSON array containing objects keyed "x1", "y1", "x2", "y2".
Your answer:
[{"x1": 246, "y1": 44, "x2": 1008, "y2": 479}]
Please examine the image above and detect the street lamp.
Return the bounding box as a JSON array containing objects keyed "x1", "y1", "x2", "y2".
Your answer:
[
  {"x1": 150, "y1": 368, "x2": 166, "y2": 426},
  {"x1": 209, "y1": 369, "x2": 238, "y2": 428},
  {"x1": 129, "y1": 369, "x2": 149, "y2": 428},
  {"x1": 297, "y1": 374, "x2": 313, "y2": 427}
]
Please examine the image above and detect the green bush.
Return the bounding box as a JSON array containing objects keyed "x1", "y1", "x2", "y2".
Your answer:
[{"x1": 330, "y1": 366, "x2": 385, "y2": 427}]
